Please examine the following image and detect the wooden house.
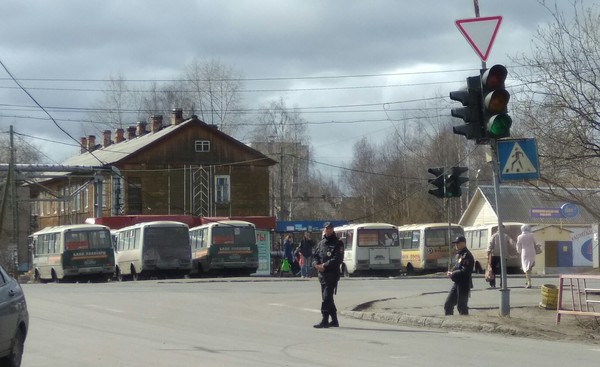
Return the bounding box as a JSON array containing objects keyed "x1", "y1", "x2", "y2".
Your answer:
[{"x1": 30, "y1": 109, "x2": 277, "y2": 229}]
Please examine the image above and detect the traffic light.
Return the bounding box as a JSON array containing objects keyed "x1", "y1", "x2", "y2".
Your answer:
[
  {"x1": 446, "y1": 166, "x2": 469, "y2": 197},
  {"x1": 427, "y1": 167, "x2": 446, "y2": 198},
  {"x1": 450, "y1": 75, "x2": 483, "y2": 141},
  {"x1": 481, "y1": 64, "x2": 512, "y2": 140}
]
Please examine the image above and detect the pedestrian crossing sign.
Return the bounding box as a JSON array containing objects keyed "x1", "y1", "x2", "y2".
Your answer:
[{"x1": 497, "y1": 138, "x2": 540, "y2": 181}]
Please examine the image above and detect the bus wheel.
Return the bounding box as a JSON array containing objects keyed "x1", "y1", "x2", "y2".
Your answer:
[
  {"x1": 405, "y1": 264, "x2": 414, "y2": 276},
  {"x1": 342, "y1": 264, "x2": 350, "y2": 278},
  {"x1": 475, "y1": 262, "x2": 483, "y2": 274},
  {"x1": 131, "y1": 267, "x2": 139, "y2": 281},
  {"x1": 116, "y1": 267, "x2": 125, "y2": 282},
  {"x1": 34, "y1": 270, "x2": 43, "y2": 284},
  {"x1": 51, "y1": 270, "x2": 60, "y2": 283}
]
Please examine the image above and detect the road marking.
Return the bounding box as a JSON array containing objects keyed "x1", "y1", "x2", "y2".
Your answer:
[{"x1": 86, "y1": 304, "x2": 125, "y2": 313}]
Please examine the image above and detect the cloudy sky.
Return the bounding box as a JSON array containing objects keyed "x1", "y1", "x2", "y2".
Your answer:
[{"x1": 0, "y1": 0, "x2": 582, "y2": 176}]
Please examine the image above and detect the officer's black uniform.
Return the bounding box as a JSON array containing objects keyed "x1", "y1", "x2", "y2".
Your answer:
[
  {"x1": 444, "y1": 236, "x2": 474, "y2": 315},
  {"x1": 312, "y1": 224, "x2": 344, "y2": 328}
]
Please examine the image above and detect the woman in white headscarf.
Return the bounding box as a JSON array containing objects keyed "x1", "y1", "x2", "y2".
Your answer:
[{"x1": 515, "y1": 224, "x2": 536, "y2": 288}]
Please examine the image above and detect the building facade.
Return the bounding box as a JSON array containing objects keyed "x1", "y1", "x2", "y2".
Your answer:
[{"x1": 29, "y1": 110, "x2": 276, "y2": 230}]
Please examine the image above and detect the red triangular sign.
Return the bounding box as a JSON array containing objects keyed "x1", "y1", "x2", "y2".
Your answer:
[{"x1": 455, "y1": 16, "x2": 502, "y2": 62}]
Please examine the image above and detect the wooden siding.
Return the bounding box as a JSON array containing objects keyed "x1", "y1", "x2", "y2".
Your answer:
[{"x1": 32, "y1": 119, "x2": 274, "y2": 230}]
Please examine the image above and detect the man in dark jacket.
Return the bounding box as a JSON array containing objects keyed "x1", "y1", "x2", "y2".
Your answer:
[
  {"x1": 312, "y1": 222, "x2": 344, "y2": 328},
  {"x1": 444, "y1": 236, "x2": 474, "y2": 316},
  {"x1": 299, "y1": 232, "x2": 314, "y2": 278}
]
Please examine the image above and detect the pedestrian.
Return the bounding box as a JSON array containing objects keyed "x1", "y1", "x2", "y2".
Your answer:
[
  {"x1": 444, "y1": 236, "x2": 474, "y2": 316},
  {"x1": 516, "y1": 224, "x2": 536, "y2": 288},
  {"x1": 282, "y1": 234, "x2": 294, "y2": 266},
  {"x1": 299, "y1": 232, "x2": 314, "y2": 278},
  {"x1": 312, "y1": 222, "x2": 344, "y2": 328},
  {"x1": 486, "y1": 225, "x2": 514, "y2": 288}
]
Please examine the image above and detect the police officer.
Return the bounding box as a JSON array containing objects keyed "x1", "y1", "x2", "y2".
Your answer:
[
  {"x1": 312, "y1": 222, "x2": 344, "y2": 328},
  {"x1": 444, "y1": 236, "x2": 474, "y2": 316}
]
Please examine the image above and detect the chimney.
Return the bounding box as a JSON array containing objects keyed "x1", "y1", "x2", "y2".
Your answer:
[
  {"x1": 87, "y1": 135, "x2": 96, "y2": 152},
  {"x1": 151, "y1": 115, "x2": 163, "y2": 132},
  {"x1": 115, "y1": 128, "x2": 125, "y2": 143},
  {"x1": 126, "y1": 127, "x2": 136, "y2": 140},
  {"x1": 80, "y1": 137, "x2": 88, "y2": 154},
  {"x1": 171, "y1": 108, "x2": 183, "y2": 125},
  {"x1": 103, "y1": 130, "x2": 112, "y2": 148},
  {"x1": 136, "y1": 121, "x2": 147, "y2": 136}
]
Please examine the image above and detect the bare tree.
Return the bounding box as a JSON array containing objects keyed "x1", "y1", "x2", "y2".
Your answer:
[
  {"x1": 0, "y1": 132, "x2": 42, "y2": 164},
  {"x1": 90, "y1": 73, "x2": 135, "y2": 131},
  {"x1": 510, "y1": 0, "x2": 600, "y2": 218},
  {"x1": 90, "y1": 60, "x2": 244, "y2": 138},
  {"x1": 182, "y1": 58, "x2": 244, "y2": 136},
  {"x1": 249, "y1": 98, "x2": 311, "y2": 220}
]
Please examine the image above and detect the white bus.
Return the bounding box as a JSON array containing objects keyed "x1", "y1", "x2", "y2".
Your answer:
[
  {"x1": 463, "y1": 222, "x2": 522, "y2": 274},
  {"x1": 188, "y1": 220, "x2": 258, "y2": 276},
  {"x1": 30, "y1": 224, "x2": 115, "y2": 282},
  {"x1": 335, "y1": 223, "x2": 402, "y2": 277},
  {"x1": 397, "y1": 223, "x2": 464, "y2": 274},
  {"x1": 113, "y1": 221, "x2": 192, "y2": 280}
]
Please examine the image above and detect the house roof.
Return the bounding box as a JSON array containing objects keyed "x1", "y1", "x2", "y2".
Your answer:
[
  {"x1": 62, "y1": 117, "x2": 276, "y2": 167},
  {"x1": 461, "y1": 185, "x2": 597, "y2": 225}
]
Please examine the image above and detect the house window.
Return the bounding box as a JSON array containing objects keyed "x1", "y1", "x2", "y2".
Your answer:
[
  {"x1": 195, "y1": 140, "x2": 210, "y2": 152},
  {"x1": 215, "y1": 175, "x2": 230, "y2": 204},
  {"x1": 128, "y1": 178, "x2": 143, "y2": 214}
]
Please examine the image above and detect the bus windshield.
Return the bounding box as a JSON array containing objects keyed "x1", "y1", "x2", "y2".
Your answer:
[
  {"x1": 212, "y1": 226, "x2": 256, "y2": 245},
  {"x1": 144, "y1": 227, "x2": 190, "y2": 258},
  {"x1": 357, "y1": 229, "x2": 399, "y2": 247},
  {"x1": 65, "y1": 230, "x2": 112, "y2": 250},
  {"x1": 424, "y1": 228, "x2": 463, "y2": 247}
]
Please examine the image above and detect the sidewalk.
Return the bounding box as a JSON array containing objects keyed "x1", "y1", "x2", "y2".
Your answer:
[{"x1": 342, "y1": 277, "x2": 600, "y2": 344}]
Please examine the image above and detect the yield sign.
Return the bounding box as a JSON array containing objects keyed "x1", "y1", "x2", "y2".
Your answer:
[{"x1": 455, "y1": 16, "x2": 502, "y2": 62}]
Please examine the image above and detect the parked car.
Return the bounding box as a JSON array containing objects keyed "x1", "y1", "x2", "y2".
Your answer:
[{"x1": 0, "y1": 265, "x2": 28, "y2": 367}]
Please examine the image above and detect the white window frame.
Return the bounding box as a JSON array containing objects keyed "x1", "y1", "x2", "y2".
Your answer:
[
  {"x1": 215, "y1": 175, "x2": 230, "y2": 204},
  {"x1": 195, "y1": 140, "x2": 210, "y2": 152}
]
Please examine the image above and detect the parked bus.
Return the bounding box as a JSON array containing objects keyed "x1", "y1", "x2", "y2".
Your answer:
[
  {"x1": 188, "y1": 220, "x2": 258, "y2": 276},
  {"x1": 335, "y1": 223, "x2": 402, "y2": 277},
  {"x1": 113, "y1": 221, "x2": 192, "y2": 280},
  {"x1": 397, "y1": 223, "x2": 464, "y2": 274},
  {"x1": 30, "y1": 224, "x2": 115, "y2": 282},
  {"x1": 463, "y1": 222, "x2": 523, "y2": 274}
]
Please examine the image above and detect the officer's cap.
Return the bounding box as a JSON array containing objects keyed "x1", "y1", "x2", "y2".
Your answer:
[
  {"x1": 323, "y1": 222, "x2": 334, "y2": 229},
  {"x1": 452, "y1": 236, "x2": 466, "y2": 244}
]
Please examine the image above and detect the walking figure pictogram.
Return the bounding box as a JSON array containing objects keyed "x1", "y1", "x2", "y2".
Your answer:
[{"x1": 510, "y1": 149, "x2": 524, "y2": 172}]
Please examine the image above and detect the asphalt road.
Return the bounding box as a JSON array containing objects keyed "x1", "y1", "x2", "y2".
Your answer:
[{"x1": 20, "y1": 277, "x2": 600, "y2": 366}]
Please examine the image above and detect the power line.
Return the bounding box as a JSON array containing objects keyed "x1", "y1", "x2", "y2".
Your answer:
[{"x1": 0, "y1": 67, "x2": 481, "y2": 84}]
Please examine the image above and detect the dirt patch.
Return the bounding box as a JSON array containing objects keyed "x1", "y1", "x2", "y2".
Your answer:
[{"x1": 348, "y1": 297, "x2": 600, "y2": 344}]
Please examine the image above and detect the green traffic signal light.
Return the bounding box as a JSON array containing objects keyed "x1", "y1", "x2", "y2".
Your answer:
[{"x1": 481, "y1": 65, "x2": 511, "y2": 140}]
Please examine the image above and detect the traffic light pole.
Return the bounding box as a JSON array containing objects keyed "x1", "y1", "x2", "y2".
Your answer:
[
  {"x1": 447, "y1": 197, "x2": 452, "y2": 272},
  {"x1": 490, "y1": 139, "x2": 510, "y2": 316},
  {"x1": 472, "y1": 0, "x2": 510, "y2": 316}
]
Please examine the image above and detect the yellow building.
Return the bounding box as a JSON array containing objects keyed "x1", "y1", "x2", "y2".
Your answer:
[{"x1": 460, "y1": 185, "x2": 596, "y2": 275}]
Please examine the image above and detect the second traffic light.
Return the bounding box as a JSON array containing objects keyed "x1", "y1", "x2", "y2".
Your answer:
[
  {"x1": 481, "y1": 64, "x2": 512, "y2": 140},
  {"x1": 446, "y1": 166, "x2": 469, "y2": 197},
  {"x1": 427, "y1": 167, "x2": 446, "y2": 199},
  {"x1": 450, "y1": 75, "x2": 483, "y2": 141}
]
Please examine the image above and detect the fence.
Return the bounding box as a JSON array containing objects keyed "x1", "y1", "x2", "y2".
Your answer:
[{"x1": 556, "y1": 274, "x2": 600, "y2": 324}]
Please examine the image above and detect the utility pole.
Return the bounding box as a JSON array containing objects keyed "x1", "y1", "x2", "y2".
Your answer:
[{"x1": 9, "y1": 126, "x2": 18, "y2": 275}]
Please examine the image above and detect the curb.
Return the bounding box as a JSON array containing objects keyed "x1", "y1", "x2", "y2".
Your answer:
[{"x1": 341, "y1": 310, "x2": 532, "y2": 337}]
